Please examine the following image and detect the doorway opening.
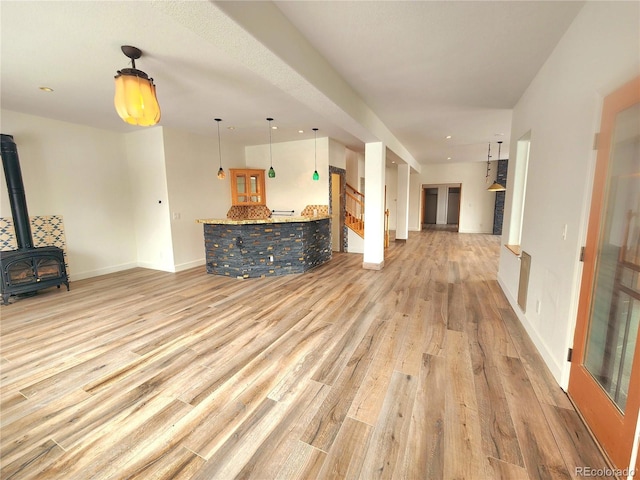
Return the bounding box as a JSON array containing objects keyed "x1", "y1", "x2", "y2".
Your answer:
[{"x1": 421, "y1": 183, "x2": 461, "y2": 231}]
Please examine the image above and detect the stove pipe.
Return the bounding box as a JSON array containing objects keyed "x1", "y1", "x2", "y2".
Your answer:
[{"x1": 1, "y1": 134, "x2": 33, "y2": 249}]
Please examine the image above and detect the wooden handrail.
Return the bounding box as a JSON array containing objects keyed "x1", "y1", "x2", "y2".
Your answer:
[
  {"x1": 346, "y1": 182, "x2": 361, "y2": 194},
  {"x1": 346, "y1": 191, "x2": 364, "y2": 209},
  {"x1": 346, "y1": 191, "x2": 364, "y2": 220},
  {"x1": 346, "y1": 183, "x2": 364, "y2": 199}
]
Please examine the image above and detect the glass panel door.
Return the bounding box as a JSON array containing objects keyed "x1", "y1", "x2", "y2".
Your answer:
[
  {"x1": 583, "y1": 104, "x2": 640, "y2": 412},
  {"x1": 568, "y1": 77, "x2": 640, "y2": 470}
]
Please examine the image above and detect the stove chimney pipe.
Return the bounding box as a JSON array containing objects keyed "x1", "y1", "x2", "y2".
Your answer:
[{"x1": 1, "y1": 134, "x2": 34, "y2": 249}]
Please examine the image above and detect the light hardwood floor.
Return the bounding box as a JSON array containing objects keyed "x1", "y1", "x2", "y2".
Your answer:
[{"x1": 1, "y1": 230, "x2": 609, "y2": 479}]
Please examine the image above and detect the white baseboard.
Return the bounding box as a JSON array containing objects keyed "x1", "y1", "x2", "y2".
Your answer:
[
  {"x1": 70, "y1": 262, "x2": 138, "y2": 281},
  {"x1": 70, "y1": 258, "x2": 205, "y2": 281},
  {"x1": 175, "y1": 259, "x2": 206, "y2": 272},
  {"x1": 137, "y1": 261, "x2": 175, "y2": 273},
  {"x1": 363, "y1": 261, "x2": 384, "y2": 270},
  {"x1": 497, "y1": 274, "x2": 565, "y2": 389}
]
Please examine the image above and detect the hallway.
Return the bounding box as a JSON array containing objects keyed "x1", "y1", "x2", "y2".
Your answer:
[{"x1": 0, "y1": 230, "x2": 609, "y2": 479}]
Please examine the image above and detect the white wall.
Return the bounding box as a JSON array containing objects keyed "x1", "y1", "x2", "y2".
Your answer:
[
  {"x1": 345, "y1": 148, "x2": 365, "y2": 192},
  {"x1": 0, "y1": 110, "x2": 138, "y2": 279},
  {"x1": 409, "y1": 161, "x2": 496, "y2": 233},
  {"x1": 245, "y1": 137, "x2": 329, "y2": 213},
  {"x1": 347, "y1": 228, "x2": 364, "y2": 254},
  {"x1": 124, "y1": 128, "x2": 175, "y2": 272},
  {"x1": 329, "y1": 138, "x2": 346, "y2": 170},
  {"x1": 497, "y1": 1, "x2": 640, "y2": 389},
  {"x1": 162, "y1": 127, "x2": 245, "y2": 271}
]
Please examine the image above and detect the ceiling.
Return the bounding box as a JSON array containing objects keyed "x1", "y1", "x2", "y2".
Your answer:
[{"x1": 0, "y1": 1, "x2": 584, "y2": 168}]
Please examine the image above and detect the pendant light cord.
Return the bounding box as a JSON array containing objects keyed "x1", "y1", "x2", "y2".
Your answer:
[
  {"x1": 312, "y1": 128, "x2": 319, "y2": 181},
  {"x1": 486, "y1": 143, "x2": 491, "y2": 181},
  {"x1": 216, "y1": 120, "x2": 222, "y2": 169},
  {"x1": 268, "y1": 118, "x2": 273, "y2": 168}
]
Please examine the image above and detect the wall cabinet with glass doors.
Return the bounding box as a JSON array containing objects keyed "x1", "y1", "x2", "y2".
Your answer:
[{"x1": 230, "y1": 169, "x2": 266, "y2": 205}]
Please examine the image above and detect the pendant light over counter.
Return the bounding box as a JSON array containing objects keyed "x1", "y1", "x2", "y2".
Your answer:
[
  {"x1": 267, "y1": 118, "x2": 275, "y2": 178},
  {"x1": 487, "y1": 141, "x2": 506, "y2": 192},
  {"x1": 215, "y1": 118, "x2": 225, "y2": 180},
  {"x1": 114, "y1": 45, "x2": 161, "y2": 126},
  {"x1": 312, "y1": 128, "x2": 320, "y2": 181}
]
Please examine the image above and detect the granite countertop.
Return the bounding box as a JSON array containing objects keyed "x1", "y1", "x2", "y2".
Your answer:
[{"x1": 196, "y1": 215, "x2": 331, "y2": 225}]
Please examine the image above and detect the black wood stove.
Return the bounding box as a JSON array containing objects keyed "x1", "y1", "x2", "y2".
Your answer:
[{"x1": 0, "y1": 134, "x2": 69, "y2": 305}]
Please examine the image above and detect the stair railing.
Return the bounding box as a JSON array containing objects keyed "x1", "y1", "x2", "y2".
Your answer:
[{"x1": 346, "y1": 183, "x2": 365, "y2": 237}]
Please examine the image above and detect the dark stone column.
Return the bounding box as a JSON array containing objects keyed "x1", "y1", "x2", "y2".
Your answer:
[{"x1": 493, "y1": 159, "x2": 508, "y2": 235}]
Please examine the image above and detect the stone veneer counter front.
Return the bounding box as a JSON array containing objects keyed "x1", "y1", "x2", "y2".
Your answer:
[{"x1": 197, "y1": 216, "x2": 332, "y2": 278}]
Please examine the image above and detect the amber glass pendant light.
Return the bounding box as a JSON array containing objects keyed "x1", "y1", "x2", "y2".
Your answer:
[{"x1": 114, "y1": 45, "x2": 161, "y2": 126}]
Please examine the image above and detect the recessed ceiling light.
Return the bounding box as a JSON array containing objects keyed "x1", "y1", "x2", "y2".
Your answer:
[
  {"x1": 298, "y1": 130, "x2": 304, "y2": 134},
  {"x1": 227, "y1": 126, "x2": 235, "y2": 130},
  {"x1": 495, "y1": 133, "x2": 505, "y2": 136},
  {"x1": 271, "y1": 126, "x2": 278, "y2": 130},
  {"x1": 446, "y1": 135, "x2": 452, "y2": 139},
  {"x1": 447, "y1": 157, "x2": 452, "y2": 160},
  {"x1": 392, "y1": 161, "x2": 396, "y2": 164},
  {"x1": 39, "y1": 86, "x2": 54, "y2": 92}
]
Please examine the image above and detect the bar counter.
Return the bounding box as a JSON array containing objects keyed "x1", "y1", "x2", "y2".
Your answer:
[
  {"x1": 197, "y1": 215, "x2": 330, "y2": 225},
  {"x1": 197, "y1": 215, "x2": 332, "y2": 278}
]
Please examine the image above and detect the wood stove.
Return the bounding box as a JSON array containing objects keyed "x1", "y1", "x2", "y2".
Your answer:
[{"x1": 0, "y1": 134, "x2": 69, "y2": 305}]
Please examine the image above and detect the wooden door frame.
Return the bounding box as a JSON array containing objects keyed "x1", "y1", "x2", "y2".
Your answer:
[
  {"x1": 329, "y1": 166, "x2": 346, "y2": 253},
  {"x1": 568, "y1": 76, "x2": 640, "y2": 470}
]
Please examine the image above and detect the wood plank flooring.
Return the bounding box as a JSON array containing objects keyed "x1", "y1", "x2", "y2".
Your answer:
[{"x1": 0, "y1": 230, "x2": 610, "y2": 479}]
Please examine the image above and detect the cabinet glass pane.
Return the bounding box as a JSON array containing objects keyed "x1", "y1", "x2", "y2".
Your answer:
[
  {"x1": 236, "y1": 176, "x2": 246, "y2": 194},
  {"x1": 250, "y1": 176, "x2": 258, "y2": 194}
]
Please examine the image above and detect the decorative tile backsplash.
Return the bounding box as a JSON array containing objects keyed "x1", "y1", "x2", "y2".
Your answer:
[
  {"x1": 226, "y1": 205, "x2": 272, "y2": 220},
  {"x1": 0, "y1": 215, "x2": 70, "y2": 276},
  {"x1": 301, "y1": 205, "x2": 329, "y2": 217}
]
